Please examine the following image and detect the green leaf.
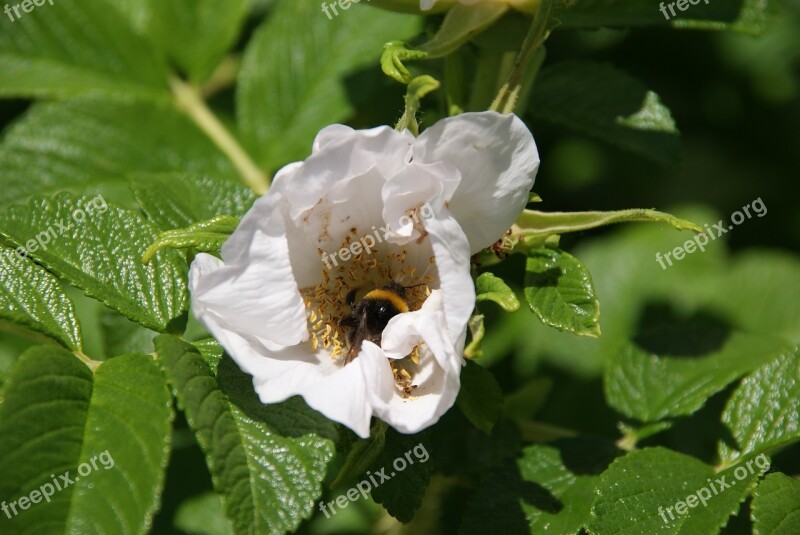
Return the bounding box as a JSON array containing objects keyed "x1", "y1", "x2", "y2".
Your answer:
[
  {"x1": 524, "y1": 247, "x2": 601, "y2": 337},
  {"x1": 142, "y1": 215, "x2": 240, "y2": 264},
  {"x1": 519, "y1": 438, "x2": 618, "y2": 533},
  {"x1": 475, "y1": 272, "x2": 520, "y2": 312},
  {"x1": 530, "y1": 61, "x2": 680, "y2": 165},
  {"x1": 616, "y1": 91, "x2": 677, "y2": 131},
  {"x1": 0, "y1": 248, "x2": 82, "y2": 351},
  {"x1": 237, "y1": 2, "x2": 420, "y2": 170},
  {"x1": 464, "y1": 313, "x2": 485, "y2": 359},
  {"x1": 173, "y1": 492, "x2": 235, "y2": 535},
  {"x1": 558, "y1": 0, "x2": 775, "y2": 35},
  {"x1": 0, "y1": 97, "x2": 237, "y2": 208},
  {"x1": 381, "y1": 41, "x2": 429, "y2": 84},
  {"x1": 0, "y1": 0, "x2": 167, "y2": 99},
  {"x1": 103, "y1": 0, "x2": 151, "y2": 34},
  {"x1": 752, "y1": 473, "x2": 800, "y2": 535},
  {"x1": 419, "y1": 3, "x2": 509, "y2": 58},
  {"x1": 718, "y1": 349, "x2": 800, "y2": 466},
  {"x1": 367, "y1": 428, "x2": 433, "y2": 523},
  {"x1": 0, "y1": 347, "x2": 173, "y2": 534},
  {"x1": 130, "y1": 173, "x2": 255, "y2": 231},
  {"x1": 331, "y1": 421, "x2": 387, "y2": 489},
  {"x1": 590, "y1": 447, "x2": 765, "y2": 535},
  {"x1": 604, "y1": 334, "x2": 789, "y2": 423},
  {"x1": 155, "y1": 335, "x2": 336, "y2": 535},
  {"x1": 707, "y1": 251, "x2": 800, "y2": 345},
  {"x1": 193, "y1": 338, "x2": 224, "y2": 373},
  {"x1": 500, "y1": 205, "x2": 726, "y2": 377},
  {"x1": 503, "y1": 377, "x2": 552, "y2": 420},
  {"x1": 100, "y1": 309, "x2": 157, "y2": 358},
  {"x1": 456, "y1": 361, "x2": 504, "y2": 434},
  {"x1": 0, "y1": 193, "x2": 189, "y2": 334},
  {"x1": 147, "y1": 0, "x2": 248, "y2": 83},
  {"x1": 461, "y1": 438, "x2": 619, "y2": 534}
]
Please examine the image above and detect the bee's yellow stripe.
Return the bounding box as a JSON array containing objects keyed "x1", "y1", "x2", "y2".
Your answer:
[{"x1": 363, "y1": 289, "x2": 409, "y2": 313}]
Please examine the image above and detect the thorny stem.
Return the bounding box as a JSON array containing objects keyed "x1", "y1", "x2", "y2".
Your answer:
[
  {"x1": 489, "y1": 0, "x2": 554, "y2": 114},
  {"x1": 170, "y1": 76, "x2": 269, "y2": 195}
]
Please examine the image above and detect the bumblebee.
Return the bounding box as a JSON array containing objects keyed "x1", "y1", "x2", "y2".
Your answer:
[{"x1": 339, "y1": 282, "x2": 410, "y2": 364}]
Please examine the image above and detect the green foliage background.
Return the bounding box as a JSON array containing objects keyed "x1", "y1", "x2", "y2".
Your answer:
[{"x1": 0, "y1": 0, "x2": 797, "y2": 534}]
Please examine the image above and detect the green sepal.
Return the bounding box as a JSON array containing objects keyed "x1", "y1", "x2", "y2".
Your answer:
[{"x1": 142, "y1": 214, "x2": 239, "y2": 264}]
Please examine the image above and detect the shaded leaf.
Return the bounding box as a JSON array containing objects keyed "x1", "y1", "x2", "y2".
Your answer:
[
  {"x1": 173, "y1": 492, "x2": 235, "y2": 535},
  {"x1": 530, "y1": 61, "x2": 680, "y2": 165},
  {"x1": 604, "y1": 334, "x2": 789, "y2": 423},
  {"x1": 367, "y1": 428, "x2": 433, "y2": 523},
  {"x1": 558, "y1": 0, "x2": 774, "y2": 35},
  {"x1": 456, "y1": 361, "x2": 504, "y2": 434}
]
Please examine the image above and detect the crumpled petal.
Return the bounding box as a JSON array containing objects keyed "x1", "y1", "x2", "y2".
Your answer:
[
  {"x1": 412, "y1": 111, "x2": 539, "y2": 253},
  {"x1": 372, "y1": 292, "x2": 462, "y2": 432}
]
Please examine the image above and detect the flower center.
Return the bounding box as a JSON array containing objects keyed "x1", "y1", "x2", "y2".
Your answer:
[{"x1": 299, "y1": 230, "x2": 435, "y2": 396}]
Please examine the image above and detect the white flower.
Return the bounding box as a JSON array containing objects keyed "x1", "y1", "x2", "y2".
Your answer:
[{"x1": 189, "y1": 111, "x2": 539, "y2": 438}]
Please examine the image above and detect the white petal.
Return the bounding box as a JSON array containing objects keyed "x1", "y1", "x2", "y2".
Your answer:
[
  {"x1": 375, "y1": 290, "x2": 463, "y2": 434},
  {"x1": 295, "y1": 348, "x2": 376, "y2": 438},
  {"x1": 282, "y1": 125, "x2": 415, "y2": 223},
  {"x1": 190, "y1": 204, "x2": 308, "y2": 348},
  {"x1": 193, "y1": 309, "x2": 374, "y2": 439},
  {"x1": 423, "y1": 213, "x2": 475, "y2": 346},
  {"x1": 413, "y1": 111, "x2": 539, "y2": 253},
  {"x1": 382, "y1": 290, "x2": 459, "y2": 368},
  {"x1": 381, "y1": 161, "x2": 460, "y2": 242},
  {"x1": 368, "y1": 346, "x2": 460, "y2": 434}
]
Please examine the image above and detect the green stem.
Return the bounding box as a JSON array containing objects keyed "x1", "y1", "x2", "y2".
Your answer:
[
  {"x1": 489, "y1": 0, "x2": 554, "y2": 114},
  {"x1": 74, "y1": 350, "x2": 103, "y2": 372},
  {"x1": 200, "y1": 54, "x2": 241, "y2": 99},
  {"x1": 170, "y1": 76, "x2": 269, "y2": 195},
  {"x1": 516, "y1": 208, "x2": 704, "y2": 240},
  {"x1": 517, "y1": 420, "x2": 579, "y2": 442}
]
